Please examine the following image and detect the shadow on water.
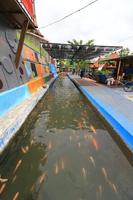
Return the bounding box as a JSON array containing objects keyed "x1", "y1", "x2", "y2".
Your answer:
[{"x1": 0, "y1": 77, "x2": 133, "y2": 200}]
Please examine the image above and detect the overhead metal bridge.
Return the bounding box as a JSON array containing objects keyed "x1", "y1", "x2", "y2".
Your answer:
[{"x1": 42, "y1": 42, "x2": 122, "y2": 60}]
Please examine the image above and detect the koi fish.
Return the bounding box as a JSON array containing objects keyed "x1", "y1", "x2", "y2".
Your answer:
[
  {"x1": 39, "y1": 172, "x2": 47, "y2": 184},
  {"x1": 61, "y1": 159, "x2": 65, "y2": 170},
  {"x1": 30, "y1": 184, "x2": 35, "y2": 192},
  {"x1": 55, "y1": 163, "x2": 59, "y2": 175},
  {"x1": 30, "y1": 140, "x2": 34, "y2": 146},
  {"x1": 48, "y1": 142, "x2": 52, "y2": 150},
  {"x1": 98, "y1": 185, "x2": 102, "y2": 196},
  {"x1": 0, "y1": 176, "x2": 8, "y2": 183},
  {"x1": 92, "y1": 138, "x2": 98, "y2": 150},
  {"x1": 89, "y1": 156, "x2": 96, "y2": 167},
  {"x1": 90, "y1": 125, "x2": 96, "y2": 134},
  {"x1": 0, "y1": 183, "x2": 6, "y2": 194},
  {"x1": 41, "y1": 154, "x2": 48, "y2": 161},
  {"x1": 13, "y1": 160, "x2": 22, "y2": 174},
  {"x1": 12, "y1": 175, "x2": 17, "y2": 183},
  {"x1": 21, "y1": 146, "x2": 28, "y2": 154},
  {"x1": 12, "y1": 192, "x2": 19, "y2": 200},
  {"x1": 77, "y1": 122, "x2": 83, "y2": 129},
  {"x1": 82, "y1": 168, "x2": 86, "y2": 178},
  {"x1": 112, "y1": 184, "x2": 118, "y2": 193},
  {"x1": 102, "y1": 167, "x2": 108, "y2": 179}
]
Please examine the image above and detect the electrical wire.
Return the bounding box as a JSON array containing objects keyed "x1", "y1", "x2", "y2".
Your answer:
[{"x1": 39, "y1": 0, "x2": 99, "y2": 29}]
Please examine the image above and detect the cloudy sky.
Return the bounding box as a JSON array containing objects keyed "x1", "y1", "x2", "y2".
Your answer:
[{"x1": 35, "y1": 0, "x2": 133, "y2": 51}]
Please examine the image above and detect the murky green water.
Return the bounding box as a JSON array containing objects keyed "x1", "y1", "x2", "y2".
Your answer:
[{"x1": 0, "y1": 77, "x2": 133, "y2": 200}]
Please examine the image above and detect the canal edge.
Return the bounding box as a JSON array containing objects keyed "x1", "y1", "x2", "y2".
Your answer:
[
  {"x1": 68, "y1": 75, "x2": 133, "y2": 153},
  {"x1": 0, "y1": 77, "x2": 57, "y2": 155}
]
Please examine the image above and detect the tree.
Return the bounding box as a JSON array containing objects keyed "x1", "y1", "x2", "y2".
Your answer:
[
  {"x1": 67, "y1": 39, "x2": 95, "y2": 70},
  {"x1": 67, "y1": 39, "x2": 94, "y2": 46},
  {"x1": 120, "y1": 47, "x2": 130, "y2": 57}
]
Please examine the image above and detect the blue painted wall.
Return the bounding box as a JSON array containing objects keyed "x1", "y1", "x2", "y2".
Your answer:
[{"x1": 0, "y1": 85, "x2": 30, "y2": 117}]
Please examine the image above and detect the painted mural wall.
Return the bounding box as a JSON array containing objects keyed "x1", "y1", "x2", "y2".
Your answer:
[
  {"x1": 0, "y1": 15, "x2": 29, "y2": 93},
  {"x1": 0, "y1": 15, "x2": 53, "y2": 93}
]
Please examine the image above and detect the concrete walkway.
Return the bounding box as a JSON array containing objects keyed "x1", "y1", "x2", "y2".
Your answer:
[
  {"x1": 0, "y1": 78, "x2": 56, "y2": 154},
  {"x1": 69, "y1": 75, "x2": 133, "y2": 151}
]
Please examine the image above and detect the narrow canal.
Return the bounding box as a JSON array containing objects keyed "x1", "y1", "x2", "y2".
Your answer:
[{"x1": 0, "y1": 77, "x2": 133, "y2": 200}]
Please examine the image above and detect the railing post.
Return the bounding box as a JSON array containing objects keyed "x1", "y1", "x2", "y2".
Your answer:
[{"x1": 15, "y1": 20, "x2": 29, "y2": 68}]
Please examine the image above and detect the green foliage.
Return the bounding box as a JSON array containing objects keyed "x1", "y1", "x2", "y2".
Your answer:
[
  {"x1": 66, "y1": 38, "x2": 95, "y2": 69},
  {"x1": 95, "y1": 69, "x2": 111, "y2": 75},
  {"x1": 67, "y1": 39, "x2": 94, "y2": 46},
  {"x1": 120, "y1": 47, "x2": 130, "y2": 57}
]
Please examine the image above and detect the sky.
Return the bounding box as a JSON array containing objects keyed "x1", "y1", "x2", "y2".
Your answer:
[{"x1": 35, "y1": 0, "x2": 133, "y2": 51}]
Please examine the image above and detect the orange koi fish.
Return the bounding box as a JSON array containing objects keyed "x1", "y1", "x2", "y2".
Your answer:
[
  {"x1": 21, "y1": 146, "x2": 29, "y2": 154},
  {"x1": 48, "y1": 141, "x2": 52, "y2": 150},
  {"x1": 102, "y1": 167, "x2": 108, "y2": 179},
  {"x1": 13, "y1": 160, "x2": 22, "y2": 174},
  {"x1": 39, "y1": 172, "x2": 47, "y2": 184},
  {"x1": 98, "y1": 185, "x2": 102, "y2": 196},
  {"x1": 55, "y1": 163, "x2": 59, "y2": 175},
  {"x1": 89, "y1": 156, "x2": 96, "y2": 167},
  {"x1": 92, "y1": 138, "x2": 98, "y2": 150},
  {"x1": 112, "y1": 183, "x2": 118, "y2": 193},
  {"x1": 0, "y1": 176, "x2": 8, "y2": 183},
  {"x1": 12, "y1": 192, "x2": 19, "y2": 200},
  {"x1": 82, "y1": 168, "x2": 86, "y2": 178},
  {"x1": 0, "y1": 183, "x2": 6, "y2": 194},
  {"x1": 41, "y1": 154, "x2": 48, "y2": 161},
  {"x1": 12, "y1": 175, "x2": 17, "y2": 183},
  {"x1": 90, "y1": 125, "x2": 96, "y2": 134}
]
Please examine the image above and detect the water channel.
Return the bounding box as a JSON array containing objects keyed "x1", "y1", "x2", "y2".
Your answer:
[{"x1": 0, "y1": 76, "x2": 133, "y2": 200}]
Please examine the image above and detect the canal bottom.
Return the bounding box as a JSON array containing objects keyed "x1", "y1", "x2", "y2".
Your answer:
[{"x1": 0, "y1": 77, "x2": 133, "y2": 200}]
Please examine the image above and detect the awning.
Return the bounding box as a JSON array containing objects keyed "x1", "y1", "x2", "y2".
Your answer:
[
  {"x1": 42, "y1": 43, "x2": 122, "y2": 60},
  {"x1": 0, "y1": 0, "x2": 37, "y2": 29}
]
